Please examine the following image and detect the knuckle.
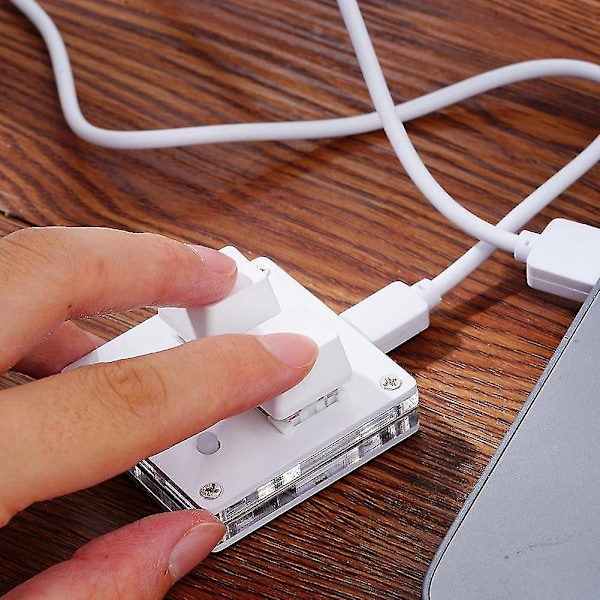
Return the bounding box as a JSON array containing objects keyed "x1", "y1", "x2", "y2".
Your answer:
[
  {"x1": 1, "y1": 227, "x2": 74, "y2": 289},
  {"x1": 86, "y1": 358, "x2": 171, "y2": 423},
  {"x1": 3, "y1": 227, "x2": 66, "y2": 266}
]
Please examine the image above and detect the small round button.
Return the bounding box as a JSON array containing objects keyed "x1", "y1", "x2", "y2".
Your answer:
[{"x1": 196, "y1": 431, "x2": 221, "y2": 455}]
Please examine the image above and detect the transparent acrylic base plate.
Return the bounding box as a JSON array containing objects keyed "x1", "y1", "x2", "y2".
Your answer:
[{"x1": 133, "y1": 391, "x2": 418, "y2": 550}]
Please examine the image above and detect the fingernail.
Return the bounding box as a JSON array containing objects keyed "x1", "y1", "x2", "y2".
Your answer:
[
  {"x1": 169, "y1": 518, "x2": 225, "y2": 582},
  {"x1": 189, "y1": 245, "x2": 236, "y2": 276},
  {"x1": 259, "y1": 333, "x2": 319, "y2": 369}
]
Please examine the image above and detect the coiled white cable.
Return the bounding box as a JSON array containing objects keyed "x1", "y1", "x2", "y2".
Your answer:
[
  {"x1": 10, "y1": 0, "x2": 600, "y2": 149},
  {"x1": 9, "y1": 0, "x2": 600, "y2": 273}
]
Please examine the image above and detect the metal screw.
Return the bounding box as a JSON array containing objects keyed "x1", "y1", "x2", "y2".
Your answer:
[
  {"x1": 199, "y1": 482, "x2": 224, "y2": 500},
  {"x1": 380, "y1": 374, "x2": 401, "y2": 391}
]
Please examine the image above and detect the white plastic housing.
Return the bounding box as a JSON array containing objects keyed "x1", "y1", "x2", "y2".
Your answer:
[{"x1": 67, "y1": 250, "x2": 419, "y2": 550}]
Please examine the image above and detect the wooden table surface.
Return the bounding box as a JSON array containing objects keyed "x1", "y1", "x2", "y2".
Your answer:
[{"x1": 0, "y1": 1, "x2": 598, "y2": 598}]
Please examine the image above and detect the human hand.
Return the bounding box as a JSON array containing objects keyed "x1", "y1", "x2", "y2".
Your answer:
[{"x1": 0, "y1": 227, "x2": 318, "y2": 599}]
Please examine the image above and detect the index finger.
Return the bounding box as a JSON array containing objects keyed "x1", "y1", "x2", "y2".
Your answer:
[
  {"x1": 0, "y1": 332, "x2": 318, "y2": 525},
  {"x1": 0, "y1": 227, "x2": 237, "y2": 372}
]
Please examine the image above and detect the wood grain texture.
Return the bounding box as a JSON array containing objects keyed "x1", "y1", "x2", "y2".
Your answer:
[{"x1": 0, "y1": 1, "x2": 598, "y2": 598}]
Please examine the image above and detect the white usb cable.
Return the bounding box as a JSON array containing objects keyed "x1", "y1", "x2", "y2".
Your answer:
[
  {"x1": 11, "y1": 0, "x2": 598, "y2": 246},
  {"x1": 10, "y1": 1, "x2": 600, "y2": 157},
  {"x1": 341, "y1": 138, "x2": 600, "y2": 352},
  {"x1": 9, "y1": 0, "x2": 600, "y2": 351},
  {"x1": 337, "y1": 0, "x2": 599, "y2": 252},
  {"x1": 336, "y1": 0, "x2": 598, "y2": 351}
]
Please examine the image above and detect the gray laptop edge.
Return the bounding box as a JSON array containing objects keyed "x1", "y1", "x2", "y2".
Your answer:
[{"x1": 424, "y1": 278, "x2": 600, "y2": 600}]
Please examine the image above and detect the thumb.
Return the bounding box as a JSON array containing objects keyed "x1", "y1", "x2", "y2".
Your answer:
[{"x1": 3, "y1": 510, "x2": 224, "y2": 600}]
